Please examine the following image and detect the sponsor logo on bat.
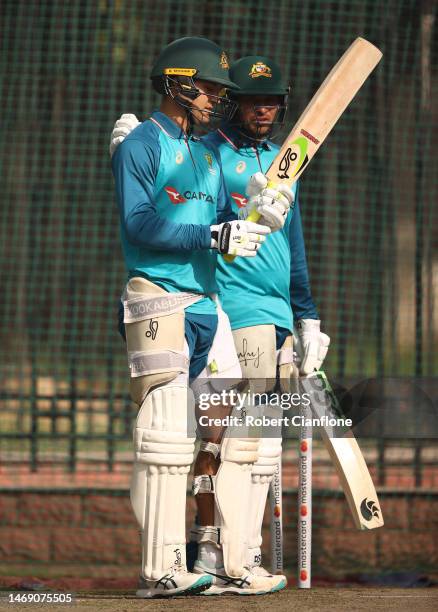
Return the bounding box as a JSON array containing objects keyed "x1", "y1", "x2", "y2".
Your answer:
[
  {"x1": 277, "y1": 136, "x2": 309, "y2": 179},
  {"x1": 274, "y1": 505, "x2": 281, "y2": 518},
  {"x1": 300, "y1": 128, "x2": 320, "y2": 144},
  {"x1": 360, "y1": 497, "x2": 381, "y2": 522}
]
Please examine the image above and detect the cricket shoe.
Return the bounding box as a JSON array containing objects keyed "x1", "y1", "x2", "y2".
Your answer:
[
  {"x1": 136, "y1": 567, "x2": 212, "y2": 598},
  {"x1": 193, "y1": 560, "x2": 287, "y2": 595},
  {"x1": 250, "y1": 564, "x2": 287, "y2": 589}
]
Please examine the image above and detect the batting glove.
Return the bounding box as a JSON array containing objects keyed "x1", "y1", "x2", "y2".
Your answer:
[
  {"x1": 210, "y1": 220, "x2": 270, "y2": 258},
  {"x1": 293, "y1": 319, "x2": 330, "y2": 375},
  {"x1": 239, "y1": 172, "x2": 294, "y2": 232},
  {"x1": 109, "y1": 113, "x2": 140, "y2": 157}
]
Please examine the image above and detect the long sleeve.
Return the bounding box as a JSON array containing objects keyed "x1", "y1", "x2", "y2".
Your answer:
[
  {"x1": 210, "y1": 144, "x2": 236, "y2": 224},
  {"x1": 111, "y1": 138, "x2": 211, "y2": 251},
  {"x1": 289, "y1": 184, "x2": 319, "y2": 320}
]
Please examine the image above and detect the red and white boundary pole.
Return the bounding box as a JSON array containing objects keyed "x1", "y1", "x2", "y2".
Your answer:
[
  {"x1": 298, "y1": 400, "x2": 312, "y2": 588},
  {"x1": 269, "y1": 458, "x2": 283, "y2": 574}
]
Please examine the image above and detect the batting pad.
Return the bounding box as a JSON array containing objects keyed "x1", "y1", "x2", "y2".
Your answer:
[
  {"x1": 214, "y1": 434, "x2": 260, "y2": 577},
  {"x1": 247, "y1": 428, "x2": 282, "y2": 568},
  {"x1": 130, "y1": 381, "x2": 195, "y2": 580}
]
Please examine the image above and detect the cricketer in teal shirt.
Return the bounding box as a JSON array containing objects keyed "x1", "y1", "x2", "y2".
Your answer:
[
  {"x1": 112, "y1": 111, "x2": 235, "y2": 317},
  {"x1": 206, "y1": 124, "x2": 318, "y2": 333}
]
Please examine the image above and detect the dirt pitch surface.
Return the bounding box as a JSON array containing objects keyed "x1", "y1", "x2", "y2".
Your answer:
[{"x1": 1, "y1": 588, "x2": 437, "y2": 612}]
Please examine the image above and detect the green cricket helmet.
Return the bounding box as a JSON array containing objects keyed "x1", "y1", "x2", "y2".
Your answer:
[
  {"x1": 228, "y1": 55, "x2": 290, "y2": 140},
  {"x1": 151, "y1": 36, "x2": 238, "y2": 90},
  {"x1": 229, "y1": 56, "x2": 289, "y2": 96}
]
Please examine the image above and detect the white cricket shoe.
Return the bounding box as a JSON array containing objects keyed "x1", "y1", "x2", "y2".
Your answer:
[
  {"x1": 193, "y1": 560, "x2": 287, "y2": 595},
  {"x1": 250, "y1": 564, "x2": 287, "y2": 588},
  {"x1": 136, "y1": 567, "x2": 212, "y2": 598}
]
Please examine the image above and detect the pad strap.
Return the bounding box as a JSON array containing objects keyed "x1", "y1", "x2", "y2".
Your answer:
[
  {"x1": 277, "y1": 345, "x2": 293, "y2": 366},
  {"x1": 123, "y1": 292, "x2": 202, "y2": 322},
  {"x1": 190, "y1": 524, "x2": 221, "y2": 546},
  {"x1": 192, "y1": 474, "x2": 215, "y2": 495},
  {"x1": 200, "y1": 441, "x2": 221, "y2": 458},
  {"x1": 128, "y1": 350, "x2": 189, "y2": 377}
]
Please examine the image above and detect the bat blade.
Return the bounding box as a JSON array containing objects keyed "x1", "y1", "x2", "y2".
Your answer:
[
  {"x1": 302, "y1": 371, "x2": 384, "y2": 530},
  {"x1": 267, "y1": 37, "x2": 382, "y2": 187},
  {"x1": 327, "y1": 436, "x2": 384, "y2": 530},
  {"x1": 223, "y1": 37, "x2": 382, "y2": 263}
]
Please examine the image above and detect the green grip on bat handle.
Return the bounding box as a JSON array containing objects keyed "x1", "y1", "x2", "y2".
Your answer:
[{"x1": 223, "y1": 179, "x2": 276, "y2": 263}]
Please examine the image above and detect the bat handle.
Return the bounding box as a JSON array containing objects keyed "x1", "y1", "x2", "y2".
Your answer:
[
  {"x1": 223, "y1": 179, "x2": 276, "y2": 263},
  {"x1": 222, "y1": 208, "x2": 263, "y2": 264}
]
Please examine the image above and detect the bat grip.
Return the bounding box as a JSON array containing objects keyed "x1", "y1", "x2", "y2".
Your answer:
[{"x1": 223, "y1": 179, "x2": 276, "y2": 264}]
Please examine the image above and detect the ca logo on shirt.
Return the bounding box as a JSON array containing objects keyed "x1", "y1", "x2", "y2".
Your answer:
[
  {"x1": 175, "y1": 151, "x2": 184, "y2": 164},
  {"x1": 236, "y1": 161, "x2": 246, "y2": 174}
]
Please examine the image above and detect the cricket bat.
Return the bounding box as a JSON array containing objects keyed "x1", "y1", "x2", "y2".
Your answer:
[
  {"x1": 301, "y1": 371, "x2": 384, "y2": 530},
  {"x1": 224, "y1": 37, "x2": 382, "y2": 262}
]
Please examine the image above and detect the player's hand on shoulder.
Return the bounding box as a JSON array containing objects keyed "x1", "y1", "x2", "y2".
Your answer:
[
  {"x1": 293, "y1": 319, "x2": 330, "y2": 375},
  {"x1": 109, "y1": 113, "x2": 140, "y2": 157},
  {"x1": 242, "y1": 172, "x2": 294, "y2": 232},
  {"x1": 210, "y1": 220, "x2": 270, "y2": 258}
]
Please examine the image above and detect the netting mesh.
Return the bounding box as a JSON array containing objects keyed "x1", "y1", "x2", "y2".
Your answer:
[
  {"x1": 0, "y1": 0, "x2": 437, "y2": 578},
  {"x1": 1, "y1": 0, "x2": 436, "y2": 389}
]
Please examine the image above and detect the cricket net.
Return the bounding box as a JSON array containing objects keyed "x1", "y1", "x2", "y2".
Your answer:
[{"x1": 0, "y1": 0, "x2": 436, "y2": 583}]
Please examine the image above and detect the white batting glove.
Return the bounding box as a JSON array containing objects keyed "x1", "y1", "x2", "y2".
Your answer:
[
  {"x1": 293, "y1": 319, "x2": 330, "y2": 375},
  {"x1": 109, "y1": 113, "x2": 140, "y2": 157},
  {"x1": 210, "y1": 220, "x2": 270, "y2": 258},
  {"x1": 240, "y1": 172, "x2": 294, "y2": 231},
  {"x1": 246, "y1": 172, "x2": 269, "y2": 197}
]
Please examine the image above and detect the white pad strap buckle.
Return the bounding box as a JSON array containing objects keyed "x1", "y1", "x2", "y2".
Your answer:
[
  {"x1": 190, "y1": 525, "x2": 221, "y2": 546},
  {"x1": 277, "y1": 345, "x2": 293, "y2": 366},
  {"x1": 200, "y1": 441, "x2": 220, "y2": 458},
  {"x1": 192, "y1": 474, "x2": 215, "y2": 496}
]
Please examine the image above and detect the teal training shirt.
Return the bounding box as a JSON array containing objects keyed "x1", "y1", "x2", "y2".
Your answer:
[
  {"x1": 205, "y1": 126, "x2": 318, "y2": 331},
  {"x1": 112, "y1": 112, "x2": 235, "y2": 316}
]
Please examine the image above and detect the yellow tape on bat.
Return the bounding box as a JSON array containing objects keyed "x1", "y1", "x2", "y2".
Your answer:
[{"x1": 223, "y1": 180, "x2": 275, "y2": 263}]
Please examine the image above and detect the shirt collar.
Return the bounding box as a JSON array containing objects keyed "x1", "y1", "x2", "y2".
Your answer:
[
  {"x1": 150, "y1": 110, "x2": 190, "y2": 140},
  {"x1": 218, "y1": 123, "x2": 272, "y2": 151}
]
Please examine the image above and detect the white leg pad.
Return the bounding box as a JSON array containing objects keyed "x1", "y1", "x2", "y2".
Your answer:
[
  {"x1": 247, "y1": 432, "x2": 282, "y2": 568},
  {"x1": 130, "y1": 381, "x2": 195, "y2": 580},
  {"x1": 215, "y1": 434, "x2": 260, "y2": 577}
]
